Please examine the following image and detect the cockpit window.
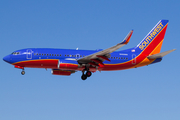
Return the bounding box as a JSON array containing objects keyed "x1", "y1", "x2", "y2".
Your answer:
[{"x1": 11, "y1": 52, "x2": 20, "y2": 55}]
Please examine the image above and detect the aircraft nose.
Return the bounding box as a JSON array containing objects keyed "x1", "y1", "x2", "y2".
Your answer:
[{"x1": 3, "y1": 55, "x2": 11, "y2": 63}]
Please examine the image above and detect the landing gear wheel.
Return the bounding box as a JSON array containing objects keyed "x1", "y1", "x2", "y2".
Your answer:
[
  {"x1": 21, "y1": 71, "x2": 25, "y2": 75},
  {"x1": 81, "y1": 74, "x2": 87, "y2": 80},
  {"x1": 86, "y1": 71, "x2": 92, "y2": 77}
]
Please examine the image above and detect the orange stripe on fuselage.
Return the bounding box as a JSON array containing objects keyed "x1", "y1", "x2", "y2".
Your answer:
[
  {"x1": 150, "y1": 39, "x2": 164, "y2": 55},
  {"x1": 99, "y1": 24, "x2": 168, "y2": 71},
  {"x1": 132, "y1": 24, "x2": 167, "y2": 68},
  {"x1": 133, "y1": 40, "x2": 164, "y2": 68}
]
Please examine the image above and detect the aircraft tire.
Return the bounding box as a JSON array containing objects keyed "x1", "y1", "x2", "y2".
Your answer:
[
  {"x1": 81, "y1": 74, "x2": 87, "y2": 80},
  {"x1": 21, "y1": 71, "x2": 25, "y2": 75},
  {"x1": 86, "y1": 71, "x2": 92, "y2": 77}
]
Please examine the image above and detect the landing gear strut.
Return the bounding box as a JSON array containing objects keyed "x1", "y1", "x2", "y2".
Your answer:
[
  {"x1": 81, "y1": 68, "x2": 92, "y2": 80},
  {"x1": 14, "y1": 65, "x2": 25, "y2": 75}
]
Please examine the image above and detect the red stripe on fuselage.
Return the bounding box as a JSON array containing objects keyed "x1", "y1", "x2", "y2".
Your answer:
[
  {"x1": 99, "y1": 24, "x2": 168, "y2": 71},
  {"x1": 13, "y1": 59, "x2": 59, "y2": 69}
]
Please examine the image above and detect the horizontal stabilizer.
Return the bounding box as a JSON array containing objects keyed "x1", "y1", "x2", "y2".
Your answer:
[{"x1": 147, "y1": 49, "x2": 176, "y2": 59}]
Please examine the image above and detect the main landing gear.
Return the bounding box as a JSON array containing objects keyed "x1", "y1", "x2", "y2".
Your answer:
[{"x1": 81, "y1": 69, "x2": 92, "y2": 80}]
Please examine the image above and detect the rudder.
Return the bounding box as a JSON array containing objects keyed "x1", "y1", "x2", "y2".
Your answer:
[{"x1": 135, "y1": 20, "x2": 169, "y2": 55}]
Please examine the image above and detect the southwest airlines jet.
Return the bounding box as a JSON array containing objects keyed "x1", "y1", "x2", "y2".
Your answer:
[{"x1": 3, "y1": 20, "x2": 175, "y2": 80}]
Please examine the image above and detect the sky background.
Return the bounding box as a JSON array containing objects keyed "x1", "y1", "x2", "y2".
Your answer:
[{"x1": 0, "y1": 0, "x2": 180, "y2": 120}]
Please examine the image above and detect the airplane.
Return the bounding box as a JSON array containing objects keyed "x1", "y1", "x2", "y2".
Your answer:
[{"x1": 3, "y1": 20, "x2": 175, "y2": 80}]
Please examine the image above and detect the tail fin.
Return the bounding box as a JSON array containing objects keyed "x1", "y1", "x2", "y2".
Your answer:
[{"x1": 135, "y1": 20, "x2": 169, "y2": 55}]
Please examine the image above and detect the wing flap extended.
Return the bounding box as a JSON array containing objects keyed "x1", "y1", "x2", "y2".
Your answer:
[
  {"x1": 147, "y1": 49, "x2": 176, "y2": 59},
  {"x1": 78, "y1": 30, "x2": 133, "y2": 64}
]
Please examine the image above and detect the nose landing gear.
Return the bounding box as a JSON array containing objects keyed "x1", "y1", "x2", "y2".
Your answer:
[
  {"x1": 21, "y1": 70, "x2": 25, "y2": 75},
  {"x1": 14, "y1": 65, "x2": 25, "y2": 75}
]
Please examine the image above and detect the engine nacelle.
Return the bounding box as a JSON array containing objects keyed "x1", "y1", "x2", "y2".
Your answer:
[{"x1": 52, "y1": 69, "x2": 75, "y2": 76}]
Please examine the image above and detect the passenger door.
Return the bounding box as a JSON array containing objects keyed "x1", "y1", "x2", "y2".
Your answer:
[
  {"x1": 27, "y1": 49, "x2": 32, "y2": 59},
  {"x1": 132, "y1": 54, "x2": 136, "y2": 64}
]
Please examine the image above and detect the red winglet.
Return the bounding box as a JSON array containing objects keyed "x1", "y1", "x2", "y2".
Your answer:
[
  {"x1": 121, "y1": 30, "x2": 133, "y2": 44},
  {"x1": 97, "y1": 55, "x2": 111, "y2": 61}
]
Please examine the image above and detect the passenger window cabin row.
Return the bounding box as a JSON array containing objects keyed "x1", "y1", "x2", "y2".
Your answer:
[
  {"x1": 34, "y1": 53, "x2": 128, "y2": 60},
  {"x1": 34, "y1": 53, "x2": 85, "y2": 57}
]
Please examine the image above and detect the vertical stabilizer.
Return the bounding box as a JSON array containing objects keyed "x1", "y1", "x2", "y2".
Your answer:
[{"x1": 135, "y1": 20, "x2": 169, "y2": 55}]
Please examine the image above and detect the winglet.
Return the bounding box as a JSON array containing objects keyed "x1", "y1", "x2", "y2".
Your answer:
[
  {"x1": 147, "y1": 49, "x2": 176, "y2": 59},
  {"x1": 121, "y1": 30, "x2": 133, "y2": 44}
]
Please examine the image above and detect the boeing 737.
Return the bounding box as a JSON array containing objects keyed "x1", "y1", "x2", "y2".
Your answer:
[{"x1": 3, "y1": 20, "x2": 175, "y2": 80}]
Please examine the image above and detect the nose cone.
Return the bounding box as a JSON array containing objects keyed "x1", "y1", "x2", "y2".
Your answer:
[{"x1": 3, "y1": 55, "x2": 11, "y2": 63}]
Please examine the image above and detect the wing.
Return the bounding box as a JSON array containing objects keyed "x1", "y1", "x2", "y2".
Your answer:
[{"x1": 78, "y1": 30, "x2": 133, "y2": 65}]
